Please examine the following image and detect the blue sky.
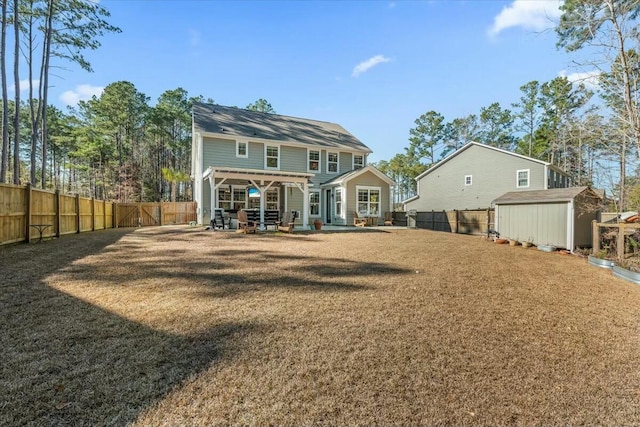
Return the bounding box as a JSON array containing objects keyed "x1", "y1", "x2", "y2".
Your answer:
[{"x1": 46, "y1": 0, "x2": 590, "y2": 163}]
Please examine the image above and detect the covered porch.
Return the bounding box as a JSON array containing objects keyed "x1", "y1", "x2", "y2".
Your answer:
[{"x1": 201, "y1": 166, "x2": 314, "y2": 230}]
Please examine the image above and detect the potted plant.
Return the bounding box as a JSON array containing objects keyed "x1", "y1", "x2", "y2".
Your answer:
[
  {"x1": 313, "y1": 219, "x2": 323, "y2": 230},
  {"x1": 521, "y1": 238, "x2": 533, "y2": 248},
  {"x1": 509, "y1": 237, "x2": 519, "y2": 246}
]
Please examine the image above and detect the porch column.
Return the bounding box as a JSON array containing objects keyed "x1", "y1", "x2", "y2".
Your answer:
[
  {"x1": 209, "y1": 175, "x2": 216, "y2": 223},
  {"x1": 302, "y1": 183, "x2": 309, "y2": 229}
]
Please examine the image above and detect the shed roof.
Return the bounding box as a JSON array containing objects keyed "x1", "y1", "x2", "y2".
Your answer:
[
  {"x1": 493, "y1": 186, "x2": 599, "y2": 204},
  {"x1": 192, "y1": 102, "x2": 372, "y2": 153}
]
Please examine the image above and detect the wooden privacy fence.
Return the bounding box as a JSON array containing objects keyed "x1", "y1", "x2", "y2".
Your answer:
[
  {"x1": 0, "y1": 183, "x2": 196, "y2": 245},
  {"x1": 592, "y1": 220, "x2": 640, "y2": 260},
  {"x1": 409, "y1": 209, "x2": 494, "y2": 235}
]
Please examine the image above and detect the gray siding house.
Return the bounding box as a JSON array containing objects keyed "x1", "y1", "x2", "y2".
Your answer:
[
  {"x1": 404, "y1": 142, "x2": 570, "y2": 212},
  {"x1": 191, "y1": 103, "x2": 394, "y2": 228}
]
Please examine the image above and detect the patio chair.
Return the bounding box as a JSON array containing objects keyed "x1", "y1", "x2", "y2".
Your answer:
[
  {"x1": 383, "y1": 211, "x2": 394, "y2": 226},
  {"x1": 353, "y1": 211, "x2": 367, "y2": 227},
  {"x1": 237, "y1": 210, "x2": 257, "y2": 234},
  {"x1": 276, "y1": 211, "x2": 295, "y2": 233},
  {"x1": 210, "y1": 209, "x2": 226, "y2": 230}
]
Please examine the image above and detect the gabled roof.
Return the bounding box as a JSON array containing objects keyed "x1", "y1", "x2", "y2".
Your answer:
[
  {"x1": 493, "y1": 186, "x2": 601, "y2": 204},
  {"x1": 414, "y1": 141, "x2": 564, "y2": 181},
  {"x1": 321, "y1": 165, "x2": 395, "y2": 187},
  {"x1": 192, "y1": 102, "x2": 372, "y2": 153}
]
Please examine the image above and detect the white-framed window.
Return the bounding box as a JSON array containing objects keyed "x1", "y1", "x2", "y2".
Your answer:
[
  {"x1": 236, "y1": 140, "x2": 248, "y2": 158},
  {"x1": 218, "y1": 186, "x2": 247, "y2": 211},
  {"x1": 265, "y1": 145, "x2": 279, "y2": 169},
  {"x1": 516, "y1": 169, "x2": 530, "y2": 188},
  {"x1": 327, "y1": 152, "x2": 339, "y2": 173},
  {"x1": 266, "y1": 188, "x2": 279, "y2": 211},
  {"x1": 465, "y1": 175, "x2": 472, "y2": 186},
  {"x1": 308, "y1": 149, "x2": 320, "y2": 172},
  {"x1": 335, "y1": 188, "x2": 343, "y2": 218},
  {"x1": 357, "y1": 186, "x2": 381, "y2": 216},
  {"x1": 353, "y1": 154, "x2": 364, "y2": 169},
  {"x1": 309, "y1": 191, "x2": 320, "y2": 216}
]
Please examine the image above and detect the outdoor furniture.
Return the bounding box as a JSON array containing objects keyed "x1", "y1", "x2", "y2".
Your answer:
[
  {"x1": 210, "y1": 208, "x2": 227, "y2": 230},
  {"x1": 353, "y1": 212, "x2": 367, "y2": 227},
  {"x1": 276, "y1": 211, "x2": 295, "y2": 233},
  {"x1": 384, "y1": 212, "x2": 394, "y2": 226},
  {"x1": 237, "y1": 210, "x2": 257, "y2": 234}
]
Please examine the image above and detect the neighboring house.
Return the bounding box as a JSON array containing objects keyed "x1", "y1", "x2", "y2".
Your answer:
[
  {"x1": 191, "y1": 103, "x2": 394, "y2": 228},
  {"x1": 403, "y1": 142, "x2": 571, "y2": 212},
  {"x1": 493, "y1": 186, "x2": 602, "y2": 251}
]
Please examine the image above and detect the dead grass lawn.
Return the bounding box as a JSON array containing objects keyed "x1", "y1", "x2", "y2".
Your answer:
[{"x1": 1, "y1": 226, "x2": 639, "y2": 426}]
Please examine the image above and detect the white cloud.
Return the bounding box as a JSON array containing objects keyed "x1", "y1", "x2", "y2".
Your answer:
[
  {"x1": 488, "y1": 0, "x2": 563, "y2": 37},
  {"x1": 60, "y1": 84, "x2": 104, "y2": 106},
  {"x1": 559, "y1": 69, "x2": 601, "y2": 89},
  {"x1": 352, "y1": 55, "x2": 391, "y2": 77},
  {"x1": 7, "y1": 79, "x2": 39, "y2": 93}
]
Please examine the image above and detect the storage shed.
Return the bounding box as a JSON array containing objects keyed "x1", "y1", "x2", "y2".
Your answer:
[{"x1": 493, "y1": 187, "x2": 602, "y2": 251}]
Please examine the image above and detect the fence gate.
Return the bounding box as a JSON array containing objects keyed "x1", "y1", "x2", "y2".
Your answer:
[{"x1": 117, "y1": 204, "x2": 140, "y2": 227}]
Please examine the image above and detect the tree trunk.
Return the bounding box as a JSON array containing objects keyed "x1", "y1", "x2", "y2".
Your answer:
[
  {"x1": 1, "y1": 0, "x2": 8, "y2": 183},
  {"x1": 40, "y1": 0, "x2": 54, "y2": 189},
  {"x1": 12, "y1": 0, "x2": 19, "y2": 184}
]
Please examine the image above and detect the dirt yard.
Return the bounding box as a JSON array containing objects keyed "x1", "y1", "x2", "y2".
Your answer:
[{"x1": 1, "y1": 226, "x2": 639, "y2": 426}]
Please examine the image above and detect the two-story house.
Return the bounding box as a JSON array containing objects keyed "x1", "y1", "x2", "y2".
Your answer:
[
  {"x1": 404, "y1": 141, "x2": 571, "y2": 211},
  {"x1": 191, "y1": 103, "x2": 394, "y2": 228}
]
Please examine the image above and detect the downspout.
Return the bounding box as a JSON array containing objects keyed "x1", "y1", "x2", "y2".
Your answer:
[{"x1": 543, "y1": 164, "x2": 548, "y2": 190}]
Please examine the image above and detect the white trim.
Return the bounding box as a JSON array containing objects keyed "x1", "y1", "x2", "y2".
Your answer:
[
  {"x1": 356, "y1": 185, "x2": 382, "y2": 216},
  {"x1": 352, "y1": 153, "x2": 364, "y2": 169},
  {"x1": 516, "y1": 169, "x2": 530, "y2": 188},
  {"x1": 307, "y1": 148, "x2": 321, "y2": 173},
  {"x1": 309, "y1": 189, "x2": 321, "y2": 218},
  {"x1": 264, "y1": 144, "x2": 280, "y2": 170},
  {"x1": 327, "y1": 151, "x2": 339, "y2": 174},
  {"x1": 321, "y1": 164, "x2": 395, "y2": 187},
  {"x1": 334, "y1": 188, "x2": 344, "y2": 220},
  {"x1": 567, "y1": 199, "x2": 574, "y2": 253},
  {"x1": 465, "y1": 175, "x2": 472, "y2": 186},
  {"x1": 235, "y1": 139, "x2": 248, "y2": 158}
]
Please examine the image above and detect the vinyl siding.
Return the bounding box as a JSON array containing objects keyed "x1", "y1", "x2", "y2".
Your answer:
[
  {"x1": 202, "y1": 137, "x2": 263, "y2": 169},
  {"x1": 407, "y1": 144, "x2": 547, "y2": 211},
  {"x1": 496, "y1": 203, "x2": 569, "y2": 248},
  {"x1": 345, "y1": 171, "x2": 391, "y2": 226}
]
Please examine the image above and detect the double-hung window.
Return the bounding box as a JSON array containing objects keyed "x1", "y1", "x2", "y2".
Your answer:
[
  {"x1": 308, "y1": 150, "x2": 320, "y2": 172},
  {"x1": 236, "y1": 140, "x2": 248, "y2": 158},
  {"x1": 335, "y1": 189, "x2": 343, "y2": 218},
  {"x1": 353, "y1": 154, "x2": 364, "y2": 169},
  {"x1": 357, "y1": 186, "x2": 380, "y2": 216},
  {"x1": 265, "y1": 145, "x2": 279, "y2": 169},
  {"x1": 516, "y1": 169, "x2": 530, "y2": 188},
  {"x1": 309, "y1": 191, "x2": 320, "y2": 216},
  {"x1": 327, "y1": 152, "x2": 339, "y2": 173}
]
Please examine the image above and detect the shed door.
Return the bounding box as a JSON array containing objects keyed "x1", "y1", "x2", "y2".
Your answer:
[{"x1": 497, "y1": 203, "x2": 568, "y2": 248}]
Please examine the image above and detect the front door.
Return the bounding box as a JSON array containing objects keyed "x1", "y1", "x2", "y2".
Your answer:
[{"x1": 325, "y1": 189, "x2": 332, "y2": 224}]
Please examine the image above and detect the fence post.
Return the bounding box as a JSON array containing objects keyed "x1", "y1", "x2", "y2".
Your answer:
[
  {"x1": 114, "y1": 202, "x2": 119, "y2": 228},
  {"x1": 91, "y1": 197, "x2": 95, "y2": 231},
  {"x1": 618, "y1": 223, "x2": 625, "y2": 261},
  {"x1": 55, "y1": 189, "x2": 61, "y2": 238},
  {"x1": 591, "y1": 220, "x2": 599, "y2": 254},
  {"x1": 25, "y1": 183, "x2": 32, "y2": 244},
  {"x1": 455, "y1": 210, "x2": 459, "y2": 233},
  {"x1": 431, "y1": 210, "x2": 435, "y2": 230},
  {"x1": 103, "y1": 199, "x2": 107, "y2": 230},
  {"x1": 160, "y1": 202, "x2": 165, "y2": 226},
  {"x1": 486, "y1": 208, "x2": 490, "y2": 235},
  {"x1": 75, "y1": 194, "x2": 81, "y2": 233}
]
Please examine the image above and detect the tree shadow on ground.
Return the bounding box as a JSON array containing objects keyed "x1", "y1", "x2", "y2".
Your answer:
[
  {"x1": 0, "y1": 227, "x2": 411, "y2": 426},
  {"x1": 0, "y1": 229, "x2": 258, "y2": 426}
]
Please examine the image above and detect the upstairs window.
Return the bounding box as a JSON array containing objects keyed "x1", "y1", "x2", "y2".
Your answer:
[
  {"x1": 236, "y1": 140, "x2": 248, "y2": 158},
  {"x1": 353, "y1": 154, "x2": 364, "y2": 169},
  {"x1": 465, "y1": 175, "x2": 472, "y2": 186},
  {"x1": 266, "y1": 145, "x2": 279, "y2": 169},
  {"x1": 308, "y1": 150, "x2": 320, "y2": 172},
  {"x1": 327, "y1": 152, "x2": 339, "y2": 173},
  {"x1": 517, "y1": 169, "x2": 530, "y2": 188}
]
